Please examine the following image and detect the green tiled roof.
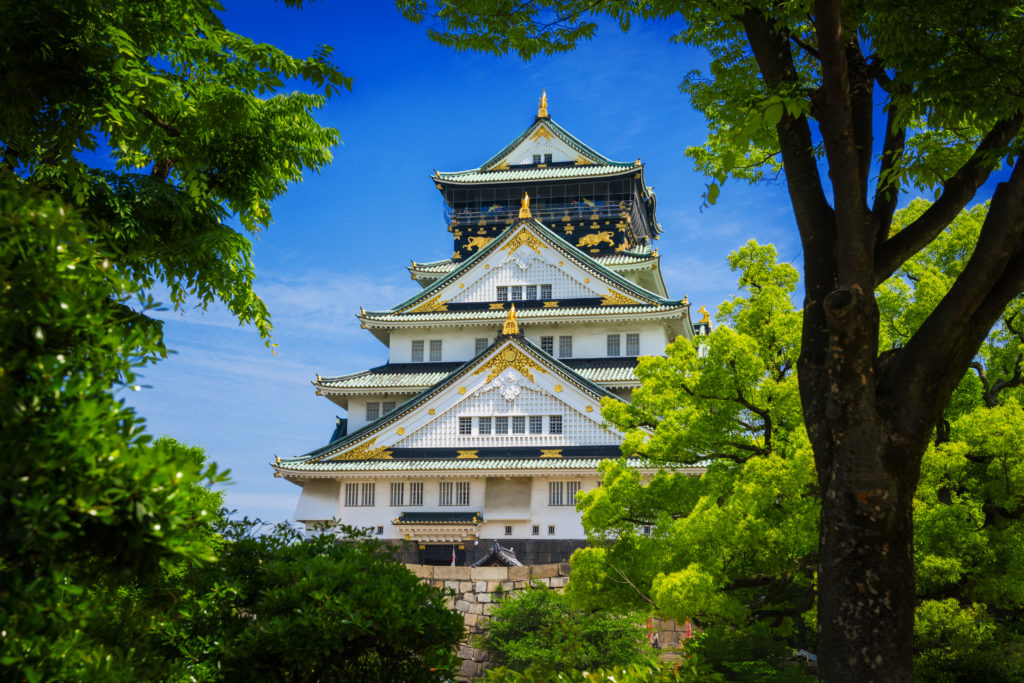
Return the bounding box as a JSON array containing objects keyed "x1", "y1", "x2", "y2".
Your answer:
[
  {"x1": 278, "y1": 457, "x2": 650, "y2": 472},
  {"x1": 360, "y1": 304, "x2": 685, "y2": 324},
  {"x1": 469, "y1": 117, "x2": 634, "y2": 173},
  {"x1": 317, "y1": 365, "x2": 639, "y2": 391},
  {"x1": 409, "y1": 249, "x2": 656, "y2": 276},
  {"x1": 374, "y1": 217, "x2": 681, "y2": 317},
  {"x1": 435, "y1": 164, "x2": 636, "y2": 184},
  {"x1": 395, "y1": 511, "x2": 482, "y2": 524}
]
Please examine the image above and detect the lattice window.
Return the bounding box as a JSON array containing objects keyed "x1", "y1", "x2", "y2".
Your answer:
[
  {"x1": 412, "y1": 340, "x2": 424, "y2": 362},
  {"x1": 626, "y1": 333, "x2": 640, "y2": 356},
  {"x1": 607, "y1": 334, "x2": 621, "y2": 356},
  {"x1": 456, "y1": 482, "x2": 470, "y2": 506},
  {"x1": 510, "y1": 285, "x2": 522, "y2": 301},
  {"x1": 409, "y1": 482, "x2": 424, "y2": 506},
  {"x1": 549, "y1": 481, "x2": 563, "y2": 506},
  {"x1": 548, "y1": 525, "x2": 555, "y2": 535},
  {"x1": 455, "y1": 260, "x2": 597, "y2": 303},
  {"x1": 532, "y1": 525, "x2": 540, "y2": 536},
  {"x1": 512, "y1": 416, "x2": 526, "y2": 434},
  {"x1": 366, "y1": 402, "x2": 379, "y2": 421},
  {"x1": 529, "y1": 416, "x2": 543, "y2": 434},
  {"x1": 362, "y1": 483, "x2": 375, "y2": 507},
  {"x1": 395, "y1": 387, "x2": 619, "y2": 448},
  {"x1": 567, "y1": 480, "x2": 582, "y2": 503},
  {"x1": 526, "y1": 285, "x2": 537, "y2": 299},
  {"x1": 459, "y1": 417, "x2": 472, "y2": 435},
  {"x1": 550, "y1": 415, "x2": 563, "y2": 434},
  {"x1": 429, "y1": 339, "x2": 442, "y2": 362},
  {"x1": 558, "y1": 336, "x2": 572, "y2": 358},
  {"x1": 439, "y1": 481, "x2": 453, "y2": 506},
  {"x1": 540, "y1": 336, "x2": 554, "y2": 354},
  {"x1": 382, "y1": 401, "x2": 395, "y2": 414},
  {"x1": 344, "y1": 483, "x2": 359, "y2": 507},
  {"x1": 390, "y1": 482, "x2": 404, "y2": 506},
  {"x1": 475, "y1": 338, "x2": 489, "y2": 355}
]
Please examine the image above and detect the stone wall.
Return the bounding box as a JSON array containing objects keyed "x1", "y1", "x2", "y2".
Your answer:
[{"x1": 406, "y1": 562, "x2": 689, "y2": 681}]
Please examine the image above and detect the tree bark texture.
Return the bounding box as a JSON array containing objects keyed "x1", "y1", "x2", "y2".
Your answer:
[{"x1": 745, "y1": 1, "x2": 1024, "y2": 680}]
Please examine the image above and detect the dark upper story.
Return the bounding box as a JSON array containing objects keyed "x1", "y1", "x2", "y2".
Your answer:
[{"x1": 432, "y1": 97, "x2": 661, "y2": 262}]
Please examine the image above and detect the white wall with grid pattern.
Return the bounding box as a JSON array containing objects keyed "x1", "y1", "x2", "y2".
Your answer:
[
  {"x1": 395, "y1": 385, "x2": 619, "y2": 448},
  {"x1": 452, "y1": 252, "x2": 601, "y2": 304}
]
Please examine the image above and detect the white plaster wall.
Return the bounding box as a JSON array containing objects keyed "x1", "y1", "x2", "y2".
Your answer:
[
  {"x1": 453, "y1": 255, "x2": 601, "y2": 304},
  {"x1": 294, "y1": 480, "x2": 340, "y2": 523},
  {"x1": 387, "y1": 321, "x2": 674, "y2": 366},
  {"x1": 501, "y1": 130, "x2": 580, "y2": 166},
  {"x1": 345, "y1": 394, "x2": 417, "y2": 432}
]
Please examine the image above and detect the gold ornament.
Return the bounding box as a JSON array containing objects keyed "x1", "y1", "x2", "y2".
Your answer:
[
  {"x1": 408, "y1": 294, "x2": 448, "y2": 313},
  {"x1": 518, "y1": 192, "x2": 532, "y2": 219},
  {"x1": 329, "y1": 437, "x2": 393, "y2": 461},
  {"x1": 502, "y1": 227, "x2": 545, "y2": 255},
  {"x1": 698, "y1": 305, "x2": 711, "y2": 323},
  {"x1": 537, "y1": 89, "x2": 549, "y2": 118},
  {"x1": 474, "y1": 344, "x2": 548, "y2": 383},
  {"x1": 502, "y1": 304, "x2": 520, "y2": 335}
]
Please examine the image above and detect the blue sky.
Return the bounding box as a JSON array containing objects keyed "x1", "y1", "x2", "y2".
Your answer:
[{"x1": 127, "y1": 2, "x2": 809, "y2": 522}]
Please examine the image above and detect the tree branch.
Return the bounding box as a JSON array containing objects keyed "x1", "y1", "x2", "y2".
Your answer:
[
  {"x1": 872, "y1": 101, "x2": 906, "y2": 240},
  {"x1": 874, "y1": 115, "x2": 1023, "y2": 286}
]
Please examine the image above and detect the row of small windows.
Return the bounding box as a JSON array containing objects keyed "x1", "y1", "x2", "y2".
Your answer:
[
  {"x1": 411, "y1": 339, "x2": 443, "y2": 363},
  {"x1": 497, "y1": 284, "x2": 553, "y2": 302},
  {"x1": 366, "y1": 401, "x2": 396, "y2": 421},
  {"x1": 345, "y1": 479, "x2": 581, "y2": 508},
  {"x1": 532, "y1": 153, "x2": 554, "y2": 165},
  {"x1": 414, "y1": 333, "x2": 637, "y2": 362},
  {"x1": 458, "y1": 415, "x2": 562, "y2": 435},
  {"x1": 608, "y1": 333, "x2": 640, "y2": 356}
]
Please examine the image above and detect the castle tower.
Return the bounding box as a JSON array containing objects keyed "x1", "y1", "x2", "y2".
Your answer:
[{"x1": 274, "y1": 97, "x2": 699, "y2": 565}]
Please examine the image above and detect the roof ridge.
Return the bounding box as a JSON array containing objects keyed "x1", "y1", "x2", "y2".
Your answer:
[{"x1": 464, "y1": 117, "x2": 630, "y2": 173}]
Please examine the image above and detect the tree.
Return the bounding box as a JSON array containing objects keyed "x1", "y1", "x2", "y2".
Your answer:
[
  {"x1": 108, "y1": 520, "x2": 465, "y2": 682},
  {"x1": 570, "y1": 242, "x2": 817, "y2": 681},
  {"x1": 398, "y1": 2, "x2": 1024, "y2": 678},
  {"x1": 571, "y1": 224, "x2": 1024, "y2": 680},
  {"x1": 478, "y1": 582, "x2": 653, "y2": 673},
  {"x1": 0, "y1": 1, "x2": 346, "y2": 677}
]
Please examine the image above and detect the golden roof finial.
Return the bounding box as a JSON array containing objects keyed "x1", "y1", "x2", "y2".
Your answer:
[
  {"x1": 698, "y1": 305, "x2": 711, "y2": 324},
  {"x1": 538, "y1": 90, "x2": 549, "y2": 118},
  {"x1": 275, "y1": 455, "x2": 281, "y2": 464},
  {"x1": 519, "y1": 192, "x2": 532, "y2": 219},
  {"x1": 502, "y1": 303, "x2": 519, "y2": 335},
  {"x1": 682, "y1": 295, "x2": 689, "y2": 305}
]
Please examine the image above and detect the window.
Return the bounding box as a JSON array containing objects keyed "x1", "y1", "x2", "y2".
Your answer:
[
  {"x1": 411, "y1": 340, "x2": 424, "y2": 362},
  {"x1": 532, "y1": 525, "x2": 540, "y2": 536},
  {"x1": 549, "y1": 481, "x2": 564, "y2": 506},
  {"x1": 456, "y1": 481, "x2": 470, "y2": 506},
  {"x1": 540, "y1": 284, "x2": 552, "y2": 299},
  {"x1": 497, "y1": 286, "x2": 508, "y2": 301},
  {"x1": 548, "y1": 525, "x2": 556, "y2": 535},
  {"x1": 549, "y1": 481, "x2": 579, "y2": 506},
  {"x1": 558, "y1": 335, "x2": 572, "y2": 358},
  {"x1": 607, "y1": 334, "x2": 621, "y2": 356},
  {"x1": 540, "y1": 336, "x2": 554, "y2": 354},
  {"x1": 512, "y1": 416, "x2": 526, "y2": 434},
  {"x1": 475, "y1": 337, "x2": 489, "y2": 355},
  {"x1": 544, "y1": 153, "x2": 553, "y2": 164},
  {"x1": 409, "y1": 482, "x2": 424, "y2": 506},
  {"x1": 478, "y1": 417, "x2": 492, "y2": 435},
  {"x1": 532, "y1": 154, "x2": 541, "y2": 164},
  {"x1": 382, "y1": 401, "x2": 395, "y2": 414},
  {"x1": 510, "y1": 285, "x2": 523, "y2": 301},
  {"x1": 505, "y1": 525, "x2": 513, "y2": 536},
  {"x1": 495, "y1": 416, "x2": 508, "y2": 434},
  {"x1": 366, "y1": 402, "x2": 380, "y2": 421},
  {"x1": 549, "y1": 415, "x2": 563, "y2": 434},
  {"x1": 344, "y1": 483, "x2": 359, "y2": 507},
  {"x1": 526, "y1": 285, "x2": 537, "y2": 299},
  {"x1": 529, "y1": 416, "x2": 543, "y2": 434},
  {"x1": 377, "y1": 525, "x2": 385, "y2": 535},
  {"x1": 429, "y1": 339, "x2": 442, "y2": 362},
  {"x1": 439, "y1": 481, "x2": 453, "y2": 506},
  {"x1": 390, "y1": 482, "x2": 404, "y2": 506},
  {"x1": 642, "y1": 525, "x2": 652, "y2": 535},
  {"x1": 459, "y1": 417, "x2": 472, "y2": 435},
  {"x1": 346, "y1": 483, "x2": 374, "y2": 507},
  {"x1": 626, "y1": 333, "x2": 640, "y2": 356}
]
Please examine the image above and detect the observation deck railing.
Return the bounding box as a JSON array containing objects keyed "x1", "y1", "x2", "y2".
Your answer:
[{"x1": 444, "y1": 199, "x2": 637, "y2": 229}]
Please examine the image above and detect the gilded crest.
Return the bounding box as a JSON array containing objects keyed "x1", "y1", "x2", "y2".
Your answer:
[
  {"x1": 474, "y1": 344, "x2": 548, "y2": 383},
  {"x1": 601, "y1": 290, "x2": 637, "y2": 306},
  {"x1": 502, "y1": 227, "x2": 545, "y2": 255},
  {"x1": 329, "y1": 437, "x2": 393, "y2": 461},
  {"x1": 408, "y1": 294, "x2": 448, "y2": 313}
]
